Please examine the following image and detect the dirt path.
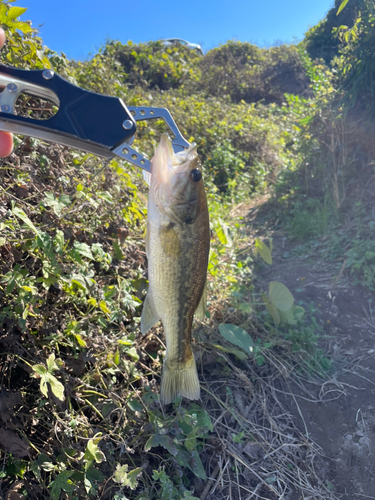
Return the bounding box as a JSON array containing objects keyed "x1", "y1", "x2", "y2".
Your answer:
[{"x1": 257, "y1": 228, "x2": 375, "y2": 499}]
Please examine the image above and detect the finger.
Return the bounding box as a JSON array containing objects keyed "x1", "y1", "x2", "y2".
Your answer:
[
  {"x1": 0, "y1": 27, "x2": 5, "y2": 49},
  {"x1": 0, "y1": 132, "x2": 13, "y2": 157}
]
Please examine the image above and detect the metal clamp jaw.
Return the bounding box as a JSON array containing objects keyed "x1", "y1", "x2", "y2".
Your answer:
[{"x1": 0, "y1": 64, "x2": 190, "y2": 172}]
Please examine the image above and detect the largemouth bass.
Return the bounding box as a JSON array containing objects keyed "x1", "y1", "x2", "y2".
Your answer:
[{"x1": 141, "y1": 134, "x2": 210, "y2": 405}]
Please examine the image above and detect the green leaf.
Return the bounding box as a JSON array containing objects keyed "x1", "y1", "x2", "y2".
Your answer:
[
  {"x1": 84, "y1": 438, "x2": 105, "y2": 464},
  {"x1": 46, "y1": 353, "x2": 58, "y2": 373},
  {"x1": 127, "y1": 399, "x2": 143, "y2": 412},
  {"x1": 262, "y1": 293, "x2": 280, "y2": 325},
  {"x1": 84, "y1": 464, "x2": 104, "y2": 494},
  {"x1": 125, "y1": 346, "x2": 139, "y2": 362},
  {"x1": 175, "y1": 449, "x2": 206, "y2": 480},
  {"x1": 268, "y1": 281, "x2": 294, "y2": 311},
  {"x1": 49, "y1": 471, "x2": 76, "y2": 500},
  {"x1": 298, "y1": 115, "x2": 313, "y2": 126},
  {"x1": 337, "y1": 0, "x2": 350, "y2": 15},
  {"x1": 12, "y1": 206, "x2": 40, "y2": 236},
  {"x1": 212, "y1": 343, "x2": 248, "y2": 360},
  {"x1": 114, "y1": 464, "x2": 142, "y2": 489},
  {"x1": 144, "y1": 434, "x2": 178, "y2": 456},
  {"x1": 294, "y1": 305, "x2": 305, "y2": 321},
  {"x1": 7, "y1": 6, "x2": 28, "y2": 21},
  {"x1": 218, "y1": 324, "x2": 254, "y2": 354},
  {"x1": 215, "y1": 219, "x2": 232, "y2": 246},
  {"x1": 45, "y1": 373, "x2": 65, "y2": 401},
  {"x1": 32, "y1": 364, "x2": 47, "y2": 376},
  {"x1": 97, "y1": 191, "x2": 113, "y2": 204},
  {"x1": 73, "y1": 241, "x2": 93, "y2": 260},
  {"x1": 255, "y1": 238, "x2": 272, "y2": 265},
  {"x1": 99, "y1": 300, "x2": 111, "y2": 315},
  {"x1": 10, "y1": 20, "x2": 33, "y2": 33}
]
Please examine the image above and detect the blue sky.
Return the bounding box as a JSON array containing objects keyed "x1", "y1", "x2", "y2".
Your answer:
[{"x1": 21, "y1": 0, "x2": 335, "y2": 60}]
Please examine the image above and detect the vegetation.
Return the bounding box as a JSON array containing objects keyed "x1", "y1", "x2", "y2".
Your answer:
[{"x1": 0, "y1": 0, "x2": 374, "y2": 498}]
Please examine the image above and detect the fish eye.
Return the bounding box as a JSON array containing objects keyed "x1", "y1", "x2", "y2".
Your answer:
[{"x1": 190, "y1": 168, "x2": 202, "y2": 182}]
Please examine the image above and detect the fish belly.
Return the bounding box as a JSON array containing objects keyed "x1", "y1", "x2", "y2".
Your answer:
[{"x1": 148, "y1": 213, "x2": 209, "y2": 404}]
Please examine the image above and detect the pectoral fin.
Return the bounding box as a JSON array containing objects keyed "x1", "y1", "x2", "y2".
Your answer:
[
  {"x1": 195, "y1": 279, "x2": 207, "y2": 320},
  {"x1": 141, "y1": 289, "x2": 159, "y2": 334}
]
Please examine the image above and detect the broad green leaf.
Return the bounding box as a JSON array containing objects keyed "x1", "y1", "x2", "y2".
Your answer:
[
  {"x1": 255, "y1": 238, "x2": 272, "y2": 265},
  {"x1": 262, "y1": 293, "x2": 280, "y2": 325},
  {"x1": 279, "y1": 307, "x2": 295, "y2": 325},
  {"x1": 10, "y1": 20, "x2": 33, "y2": 33},
  {"x1": 218, "y1": 324, "x2": 254, "y2": 353},
  {"x1": 7, "y1": 7, "x2": 28, "y2": 21},
  {"x1": 337, "y1": 0, "x2": 350, "y2": 15},
  {"x1": 269, "y1": 281, "x2": 294, "y2": 311}
]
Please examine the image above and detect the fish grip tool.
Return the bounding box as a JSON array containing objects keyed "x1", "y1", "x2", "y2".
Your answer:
[{"x1": 0, "y1": 63, "x2": 190, "y2": 172}]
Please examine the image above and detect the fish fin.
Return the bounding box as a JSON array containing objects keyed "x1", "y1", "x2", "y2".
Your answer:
[
  {"x1": 160, "y1": 356, "x2": 200, "y2": 405},
  {"x1": 142, "y1": 169, "x2": 151, "y2": 186},
  {"x1": 195, "y1": 279, "x2": 207, "y2": 320},
  {"x1": 141, "y1": 290, "x2": 159, "y2": 334}
]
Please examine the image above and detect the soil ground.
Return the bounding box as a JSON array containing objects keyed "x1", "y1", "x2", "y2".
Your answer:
[{"x1": 252, "y1": 203, "x2": 375, "y2": 499}]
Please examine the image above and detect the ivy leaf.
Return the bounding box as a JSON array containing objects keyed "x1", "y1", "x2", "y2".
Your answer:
[
  {"x1": 113, "y1": 464, "x2": 142, "y2": 489},
  {"x1": 84, "y1": 437, "x2": 105, "y2": 464},
  {"x1": 49, "y1": 471, "x2": 76, "y2": 500}
]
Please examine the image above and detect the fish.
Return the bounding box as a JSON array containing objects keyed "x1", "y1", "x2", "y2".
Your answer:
[{"x1": 141, "y1": 134, "x2": 210, "y2": 405}]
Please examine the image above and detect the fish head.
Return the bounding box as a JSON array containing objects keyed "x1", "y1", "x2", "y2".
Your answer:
[{"x1": 150, "y1": 134, "x2": 205, "y2": 224}]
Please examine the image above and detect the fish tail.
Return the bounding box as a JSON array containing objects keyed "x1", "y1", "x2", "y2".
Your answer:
[{"x1": 160, "y1": 355, "x2": 200, "y2": 405}]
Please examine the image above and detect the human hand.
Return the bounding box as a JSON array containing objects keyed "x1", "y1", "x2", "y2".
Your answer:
[{"x1": 0, "y1": 27, "x2": 13, "y2": 157}]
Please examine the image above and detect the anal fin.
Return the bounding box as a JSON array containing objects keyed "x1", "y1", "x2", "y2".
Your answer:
[
  {"x1": 141, "y1": 288, "x2": 159, "y2": 334},
  {"x1": 194, "y1": 279, "x2": 207, "y2": 320}
]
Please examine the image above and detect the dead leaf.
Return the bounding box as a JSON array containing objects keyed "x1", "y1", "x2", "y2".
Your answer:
[
  {"x1": 5, "y1": 480, "x2": 26, "y2": 500},
  {"x1": 0, "y1": 428, "x2": 29, "y2": 458}
]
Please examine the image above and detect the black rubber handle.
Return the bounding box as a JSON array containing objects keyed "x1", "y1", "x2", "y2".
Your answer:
[{"x1": 0, "y1": 64, "x2": 136, "y2": 151}]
